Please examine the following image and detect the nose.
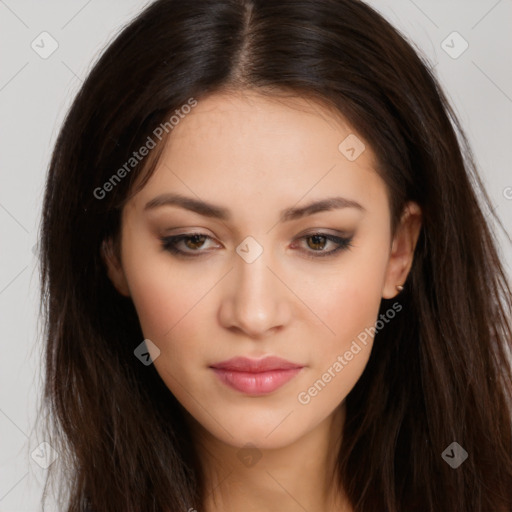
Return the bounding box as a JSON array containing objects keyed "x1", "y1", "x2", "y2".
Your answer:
[{"x1": 218, "y1": 248, "x2": 292, "y2": 338}]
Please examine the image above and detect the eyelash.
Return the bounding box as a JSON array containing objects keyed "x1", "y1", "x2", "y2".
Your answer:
[{"x1": 159, "y1": 232, "x2": 353, "y2": 259}]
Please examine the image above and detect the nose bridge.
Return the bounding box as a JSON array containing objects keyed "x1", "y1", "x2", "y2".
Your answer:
[
  {"x1": 220, "y1": 239, "x2": 291, "y2": 336},
  {"x1": 235, "y1": 234, "x2": 274, "y2": 298},
  {"x1": 236, "y1": 250, "x2": 272, "y2": 301}
]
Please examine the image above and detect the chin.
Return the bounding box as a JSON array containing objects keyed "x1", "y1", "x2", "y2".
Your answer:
[{"x1": 211, "y1": 419, "x2": 308, "y2": 451}]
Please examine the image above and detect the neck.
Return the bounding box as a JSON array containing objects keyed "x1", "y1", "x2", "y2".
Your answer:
[{"x1": 188, "y1": 404, "x2": 352, "y2": 512}]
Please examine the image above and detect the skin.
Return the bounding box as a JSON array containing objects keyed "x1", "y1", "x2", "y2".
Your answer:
[{"x1": 102, "y1": 89, "x2": 422, "y2": 512}]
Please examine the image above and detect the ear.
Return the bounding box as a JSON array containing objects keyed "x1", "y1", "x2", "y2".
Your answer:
[
  {"x1": 100, "y1": 237, "x2": 131, "y2": 297},
  {"x1": 382, "y1": 201, "x2": 422, "y2": 299}
]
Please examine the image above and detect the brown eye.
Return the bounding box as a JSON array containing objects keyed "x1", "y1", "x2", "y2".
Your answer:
[
  {"x1": 160, "y1": 233, "x2": 220, "y2": 257},
  {"x1": 292, "y1": 232, "x2": 354, "y2": 259},
  {"x1": 306, "y1": 234, "x2": 329, "y2": 251},
  {"x1": 183, "y1": 234, "x2": 208, "y2": 250}
]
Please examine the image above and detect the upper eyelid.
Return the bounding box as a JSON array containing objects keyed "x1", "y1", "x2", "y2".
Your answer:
[
  {"x1": 162, "y1": 231, "x2": 350, "y2": 243},
  {"x1": 161, "y1": 231, "x2": 352, "y2": 253},
  {"x1": 161, "y1": 227, "x2": 352, "y2": 239}
]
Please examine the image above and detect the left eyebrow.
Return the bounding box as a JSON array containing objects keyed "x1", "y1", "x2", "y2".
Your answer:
[
  {"x1": 143, "y1": 193, "x2": 365, "y2": 222},
  {"x1": 280, "y1": 196, "x2": 366, "y2": 222}
]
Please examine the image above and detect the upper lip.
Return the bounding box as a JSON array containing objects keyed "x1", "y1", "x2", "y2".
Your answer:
[{"x1": 210, "y1": 356, "x2": 304, "y2": 373}]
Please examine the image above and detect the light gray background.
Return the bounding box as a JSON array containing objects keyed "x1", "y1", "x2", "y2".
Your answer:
[{"x1": 1, "y1": 1, "x2": 511, "y2": 510}]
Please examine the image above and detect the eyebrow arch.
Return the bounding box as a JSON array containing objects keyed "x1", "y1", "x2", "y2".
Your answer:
[{"x1": 144, "y1": 193, "x2": 365, "y2": 222}]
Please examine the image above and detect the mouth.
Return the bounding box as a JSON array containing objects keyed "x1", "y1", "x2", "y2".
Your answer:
[{"x1": 209, "y1": 356, "x2": 304, "y2": 395}]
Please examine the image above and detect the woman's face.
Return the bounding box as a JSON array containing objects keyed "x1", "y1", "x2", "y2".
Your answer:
[{"x1": 104, "y1": 90, "x2": 419, "y2": 450}]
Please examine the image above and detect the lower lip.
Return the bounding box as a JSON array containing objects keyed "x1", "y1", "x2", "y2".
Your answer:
[{"x1": 211, "y1": 368, "x2": 303, "y2": 395}]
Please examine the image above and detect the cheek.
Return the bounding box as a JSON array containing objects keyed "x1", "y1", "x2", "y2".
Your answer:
[
  {"x1": 124, "y1": 259, "x2": 215, "y2": 398},
  {"x1": 293, "y1": 241, "x2": 389, "y2": 400},
  {"x1": 294, "y1": 281, "x2": 382, "y2": 413},
  {"x1": 121, "y1": 239, "x2": 213, "y2": 342},
  {"x1": 294, "y1": 248, "x2": 388, "y2": 350}
]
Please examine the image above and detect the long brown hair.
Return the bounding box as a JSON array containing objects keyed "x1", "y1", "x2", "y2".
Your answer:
[{"x1": 38, "y1": 0, "x2": 512, "y2": 510}]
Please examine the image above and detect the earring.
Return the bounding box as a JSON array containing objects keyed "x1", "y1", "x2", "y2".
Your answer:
[{"x1": 396, "y1": 284, "x2": 404, "y2": 292}]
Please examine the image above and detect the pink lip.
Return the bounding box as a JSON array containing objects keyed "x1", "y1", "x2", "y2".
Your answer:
[
  {"x1": 211, "y1": 356, "x2": 303, "y2": 372},
  {"x1": 210, "y1": 356, "x2": 304, "y2": 395}
]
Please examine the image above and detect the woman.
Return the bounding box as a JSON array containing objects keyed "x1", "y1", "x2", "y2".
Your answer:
[{"x1": 39, "y1": 0, "x2": 512, "y2": 510}]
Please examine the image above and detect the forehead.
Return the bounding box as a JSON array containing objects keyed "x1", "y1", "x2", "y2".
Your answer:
[
  {"x1": 127, "y1": 90, "x2": 387, "y2": 220},
  {"x1": 163, "y1": 90, "x2": 374, "y2": 166}
]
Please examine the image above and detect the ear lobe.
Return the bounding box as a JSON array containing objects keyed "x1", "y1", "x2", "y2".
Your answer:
[
  {"x1": 101, "y1": 237, "x2": 131, "y2": 297},
  {"x1": 382, "y1": 201, "x2": 422, "y2": 299}
]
